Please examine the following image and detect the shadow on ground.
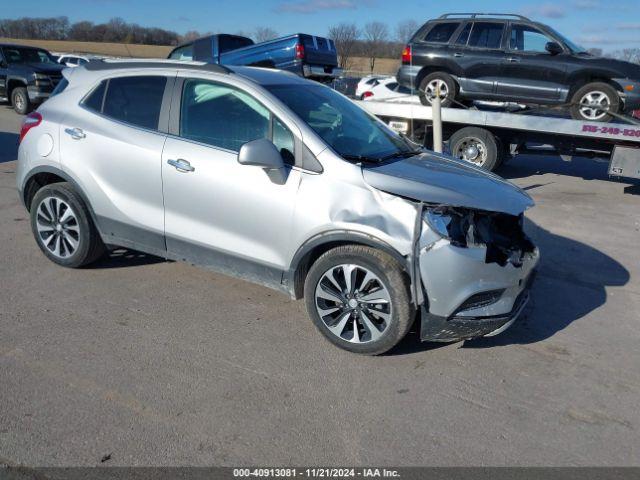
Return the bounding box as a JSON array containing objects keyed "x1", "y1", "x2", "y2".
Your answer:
[
  {"x1": 91, "y1": 248, "x2": 167, "y2": 269},
  {"x1": 0, "y1": 132, "x2": 19, "y2": 163},
  {"x1": 391, "y1": 219, "x2": 629, "y2": 355}
]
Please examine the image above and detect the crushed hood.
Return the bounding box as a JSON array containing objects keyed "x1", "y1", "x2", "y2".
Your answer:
[{"x1": 362, "y1": 153, "x2": 534, "y2": 216}]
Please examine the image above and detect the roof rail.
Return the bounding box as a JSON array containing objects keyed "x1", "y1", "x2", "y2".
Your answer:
[
  {"x1": 84, "y1": 58, "x2": 233, "y2": 74},
  {"x1": 438, "y1": 13, "x2": 531, "y2": 21}
]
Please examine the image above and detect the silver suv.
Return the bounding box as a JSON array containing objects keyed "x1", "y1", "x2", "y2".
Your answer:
[{"x1": 17, "y1": 60, "x2": 539, "y2": 355}]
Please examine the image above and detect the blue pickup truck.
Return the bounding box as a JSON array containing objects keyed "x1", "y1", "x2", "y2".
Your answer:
[{"x1": 168, "y1": 33, "x2": 341, "y2": 81}]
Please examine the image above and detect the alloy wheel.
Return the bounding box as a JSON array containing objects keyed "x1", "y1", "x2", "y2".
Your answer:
[
  {"x1": 579, "y1": 90, "x2": 611, "y2": 120},
  {"x1": 35, "y1": 196, "x2": 81, "y2": 259},
  {"x1": 314, "y1": 264, "x2": 392, "y2": 344},
  {"x1": 425, "y1": 79, "x2": 449, "y2": 103}
]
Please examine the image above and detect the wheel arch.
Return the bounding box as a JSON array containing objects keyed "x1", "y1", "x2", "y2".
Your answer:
[
  {"x1": 21, "y1": 166, "x2": 102, "y2": 234},
  {"x1": 415, "y1": 65, "x2": 458, "y2": 90},
  {"x1": 285, "y1": 231, "x2": 411, "y2": 300},
  {"x1": 566, "y1": 72, "x2": 622, "y2": 100},
  {"x1": 7, "y1": 77, "x2": 27, "y2": 97}
]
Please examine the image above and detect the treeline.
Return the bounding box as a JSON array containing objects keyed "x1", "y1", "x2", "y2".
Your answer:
[{"x1": 0, "y1": 16, "x2": 181, "y2": 46}]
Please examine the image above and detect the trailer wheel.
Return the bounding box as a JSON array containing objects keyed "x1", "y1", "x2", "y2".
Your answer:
[{"x1": 448, "y1": 127, "x2": 499, "y2": 171}]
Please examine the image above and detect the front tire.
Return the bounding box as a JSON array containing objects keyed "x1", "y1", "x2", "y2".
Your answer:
[
  {"x1": 418, "y1": 72, "x2": 457, "y2": 107},
  {"x1": 570, "y1": 82, "x2": 620, "y2": 122},
  {"x1": 11, "y1": 87, "x2": 32, "y2": 115},
  {"x1": 30, "y1": 182, "x2": 105, "y2": 268},
  {"x1": 304, "y1": 245, "x2": 414, "y2": 355}
]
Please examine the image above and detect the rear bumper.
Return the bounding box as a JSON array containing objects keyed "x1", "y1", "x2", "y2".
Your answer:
[
  {"x1": 612, "y1": 78, "x2": 640, "y2": 111},
  {"x1": 303, "y1": 64, "x2": 343, "y2": 79},
  {"x1": 396, "y1": 65, "x2": 420, "y2": 89}
]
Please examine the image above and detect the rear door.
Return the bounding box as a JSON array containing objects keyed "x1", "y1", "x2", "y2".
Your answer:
[
  {"x1": 498, "y1": 23, "x2": 568, "y2": 101},
  {"x1": 161, "y1": 75, "x2": 301, "y2": 286},
  {"x1": 452, "y1": 21, "x2": 506, "y2": 98},
  {"x1": 59, "y1": 73, "x2": 174, "y2": 253}
]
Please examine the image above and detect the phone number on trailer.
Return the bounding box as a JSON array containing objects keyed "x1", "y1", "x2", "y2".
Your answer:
[
  {"x1": 233, "y1": 468, "x2": 400, "y2": 478},
  {"x1": 582, "y1": 124, "x2": 640, "y2": 138}
]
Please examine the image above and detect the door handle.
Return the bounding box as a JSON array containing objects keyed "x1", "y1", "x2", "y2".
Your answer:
[
  {"x1": 506, "y1": 57, "x2": 520, "y2": 63},
  {"x1": 167, "y1": 158, "x2": 195, "y2": 173},
  {"x1": 453, "y1": 52, "x2": 464, "y2": 58},
  {"x1": 64, "y1": 127, "x2": 85, "y2": 140}
]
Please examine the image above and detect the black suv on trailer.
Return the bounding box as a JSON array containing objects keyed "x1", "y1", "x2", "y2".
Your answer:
[
  {"x1": 0, "y1": 44, "x2": 65, "y2": 114},
  {"x1": 397, "y1": 13, "x2": 640, "y2": 122}
]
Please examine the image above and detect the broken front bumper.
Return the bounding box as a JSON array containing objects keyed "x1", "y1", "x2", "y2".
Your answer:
[{"x1": 417, "y1": 213, "x2": 540, "y2": 343}]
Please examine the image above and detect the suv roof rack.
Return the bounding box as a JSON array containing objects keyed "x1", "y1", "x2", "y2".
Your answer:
[
  {"x1": 438, "y1": 13, "x2": 531, "y2": 21},
  {"x1": 84, "y1": 58, "x2": 233, "y2": 74}
]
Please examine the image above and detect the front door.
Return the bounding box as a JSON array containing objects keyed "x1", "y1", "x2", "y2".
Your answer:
[
  {"x1": 161, "y1": 76, "x2": 301, "y2": 288},
  {"x1": 498, "y1": 23, "x2": 568, "y2": 102}
]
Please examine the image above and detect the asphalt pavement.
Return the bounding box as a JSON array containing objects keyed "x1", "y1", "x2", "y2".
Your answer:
[{"x1": 1, "y1": 103, "x2": 639, "y2": 467}]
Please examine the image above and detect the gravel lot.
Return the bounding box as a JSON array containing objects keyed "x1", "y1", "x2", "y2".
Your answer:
[{"x1": 1, "y1": 103, "x2": 639, "y2": 467}]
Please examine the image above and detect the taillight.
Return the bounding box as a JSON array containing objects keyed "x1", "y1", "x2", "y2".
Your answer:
[
  {"x1": 633, "y1": 110, "x2": 640, "y2": 119},
  {"x1": 19, "y1": 112, "x2": 42, "y2": 144},
  {"x1": 295, "y1": 43, "x2": 305, "y2": 60},
  {"x1": 401, "y1": 45, "x2": 412, "y2": 64},
  {"x1": 362, "y1": 91, "x2": 374, "y2": 99}
]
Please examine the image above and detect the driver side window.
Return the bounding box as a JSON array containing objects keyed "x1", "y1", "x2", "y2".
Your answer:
[
  {"x1": 510, "y1": 25, "x2": 554, "y2": 53},
  {"x1": 179, "y1": 79, "x2": 295, "y2": 164}
]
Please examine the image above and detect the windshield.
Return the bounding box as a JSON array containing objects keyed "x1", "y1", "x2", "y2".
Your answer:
[
  {"x1": 266, "y1": 84, "x2": 418, "y2": 163},
  {"x1": 3, "y1": 47, "x2": 56, "y2": 64},
  {"x1": 547, "y1": 28, "x2": 587, "y2": 53}
]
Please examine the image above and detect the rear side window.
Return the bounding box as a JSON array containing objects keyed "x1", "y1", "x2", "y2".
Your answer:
[
  {"x1": 82, "y1": 76, "x2": 166, "y2": 130},
  {"x1": 467, "y1": 22, "x2": 505, "y2": 49},
  {"x1": 169, "y1": 44, "x2": 193, "y2": 60},
  {"x1": 218, "y1": 36, "x2": 254, "y2": 53},
  {"x1": 423, "y1": 22, "x2": 459, "y2": 43}
]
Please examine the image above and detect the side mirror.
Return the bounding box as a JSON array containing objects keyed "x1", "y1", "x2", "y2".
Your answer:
[
  {"x1": 545, "y1": 42, "x2": 562, "y2": 55},
  {"x1": 238, "y1": 138, "x2": 287, "y2": 184}
]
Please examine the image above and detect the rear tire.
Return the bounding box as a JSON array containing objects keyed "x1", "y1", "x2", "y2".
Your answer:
[
  {"x1": 570, "y1": 82, "x2": 620, "y2": 122},
  {"x1": 11, "y1": 86, "x2": 32, "y2": 115},
  {"x1": 30, "y1": 182, "x2": 105, "y2": 268},
  {"x1": 448, "y1": 127, "x2": 499, "y2": 171},
  {"x1": 418, "y1": 72, "x2": 457, "y2": 108},
  {"x1": 304, "y1": 245, "x2": 414, "y2": 355}
]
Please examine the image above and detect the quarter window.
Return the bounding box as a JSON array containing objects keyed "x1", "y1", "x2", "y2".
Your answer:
[
  {"x1": 82, "y1": 81, "x2": 107, "y2": 112},
  {"x1": 467, "y1": 22, "x2": 505, "y2": 49},
  {"x1": 180, "y1": 79, "x2": 286, "y2": 155},
  {"x1": 510, "y1": 25, "x2": 554, "y2": 52},
  {"x1": 424, "y1": 22, "x2": 460, "y2": 43}
]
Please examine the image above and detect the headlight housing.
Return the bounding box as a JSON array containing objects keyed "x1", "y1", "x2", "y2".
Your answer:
[
  {"x1": 422, "y1": 206, "x2": 535, "y2": 267},
  {"x1": 423, "y1": 207, "x2": 470, "y2": 246}
]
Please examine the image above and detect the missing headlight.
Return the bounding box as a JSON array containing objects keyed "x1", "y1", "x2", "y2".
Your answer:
[{"x1": 424, "y1": 207, "x2": 535, "y2": 267}]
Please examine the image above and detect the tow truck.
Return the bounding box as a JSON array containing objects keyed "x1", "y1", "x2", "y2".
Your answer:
[{"x1": 357, "y1": 97, "x2": 640, "y2": 181}]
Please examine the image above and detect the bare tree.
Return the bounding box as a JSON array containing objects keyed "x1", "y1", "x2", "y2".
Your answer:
[
  {"x1": 363, "y1": 21, "x2": 389, "y2": 72},
  {"x1": 396, "y1": 19, "x2": 418, "y2": 44},
  {"x1": 181, "y1": 30, "x2": 203, "y2": 42},
  {"x1": 328, "y1": 23, "x2": 360, "y2": 71},
  {"x1": 254, "y1": 27, "x2": 278, "y2": 42}
]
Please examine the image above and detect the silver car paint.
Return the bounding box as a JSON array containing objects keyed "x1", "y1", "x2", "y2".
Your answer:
[{"x1": 17, "y1": 62, "x2": 540, "y2": 336}]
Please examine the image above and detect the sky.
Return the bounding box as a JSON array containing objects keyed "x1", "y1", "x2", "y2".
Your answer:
[{"x1": 6, "y1": 0, "x2": 640, "y2": 50}]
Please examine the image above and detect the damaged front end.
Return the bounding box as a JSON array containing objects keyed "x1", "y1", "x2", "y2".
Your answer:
[{"x1": 417, "y1": 205, "x2": 539, "y2": 342}]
